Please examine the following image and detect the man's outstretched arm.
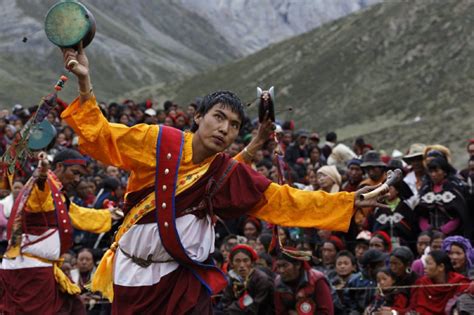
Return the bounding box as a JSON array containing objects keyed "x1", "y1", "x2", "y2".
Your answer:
[
  {"x1": 60, "y1": 44, "x2": 158, "y2": 172},
  {"x1": 249, "y1": 183, "x2": 356, "y2": 232},
  {"x1": 248, "y1": 180, "x2": 386, "y2": 232}
]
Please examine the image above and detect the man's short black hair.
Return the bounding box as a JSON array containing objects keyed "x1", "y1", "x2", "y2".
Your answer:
[
  {"x1": 326, "y1": 131, "x2": 337, "y2": 142},
  {"x1": 190, "y1": 90, "x2": 245, "y2": 132},
  {"x1": 256, "y1": 159, "x2": 272, "y2": 170}
]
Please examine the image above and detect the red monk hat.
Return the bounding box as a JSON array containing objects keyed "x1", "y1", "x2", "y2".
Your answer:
[
  {"x1": 372, "y1": 230, "x2": 392, "y2": 252},
  {"x1": 229, "y1": 244, "x2": 258, "y2": 262}
]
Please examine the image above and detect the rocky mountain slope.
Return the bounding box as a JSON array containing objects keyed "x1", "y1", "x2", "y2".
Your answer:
[
  {"x1": 0, "y1": 0, "x2": 373, "y2": 106},
  {"x1": 128, "y1": 0, "x2": 473, "y2": 167}
]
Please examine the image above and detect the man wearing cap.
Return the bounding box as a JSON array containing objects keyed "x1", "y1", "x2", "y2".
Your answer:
[
  {"x1": 61, "y1": 45, "x2": 386, "y2": 314},
  {"x1": 220, "y1": 244, "x2": 273, "y2": 315},
  {"x1": 285, "y1": 129, "x2": 310, "y2": 169},
  {"x1": 308, "y1": 132, "x2": 320, "y2": 147},
  {"x1": 359, "y1": 150, "x2": 387, "y2": 188},
  {"x1": 1, "y1": 149, "x2": 118, "y2": 314},
  {"x1": 402, "y1": 143, "x2": 427, "y2": 196},
  {"x1": 275, "y1": 251, "x2": 334, "y2": 314},
  {"x1": 342, "y1": 159, "x2": 364, "y2": 192}
]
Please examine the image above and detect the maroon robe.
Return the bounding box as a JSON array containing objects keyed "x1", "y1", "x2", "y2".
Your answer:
[{"x1": 113, "y1": 152, "x2": 271, "y2": 314}]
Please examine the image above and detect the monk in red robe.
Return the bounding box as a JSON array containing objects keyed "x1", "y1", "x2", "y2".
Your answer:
[
  {"x1": 1, "y1": 150, "x2": 117, "y2": 314},
  {"x1": 61, "y1": 44, "x2": 384, "y2": 315}
]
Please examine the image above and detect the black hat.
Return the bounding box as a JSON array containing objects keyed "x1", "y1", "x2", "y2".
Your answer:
[
  {"x1": 361, "y1": 150, "x2": 386, "y2": 168},
  {"x1": 347, "y1": 158, "x2": 363, "y2": 168},
  {"x1": 360, "y1": 249, "x2": 388, "y2": 266},
  {"x1": 297, "y1": 129, "x2": 309, "y2": 138},
  {"x1": 387, "y1": 159, "x2": 403, "y2": 171}
]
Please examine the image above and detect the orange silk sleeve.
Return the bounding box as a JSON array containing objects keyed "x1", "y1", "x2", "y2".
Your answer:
[
  {"x1": 61, "y1": 96, "x2": 158, "y2": 171},
  {"x1": 248, "y1": 183, "x2": 356, "y2": 232},
  {"x1": 61, "y1": 96, "x2": 158, "y2": 192}
]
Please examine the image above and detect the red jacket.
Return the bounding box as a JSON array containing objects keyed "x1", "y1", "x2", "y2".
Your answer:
[
  {"x1": 408, "y1": 272, "x2": 470, "y2": 315},
  {"x1": 275, "y1": 268, "x2": 334, "y2": 315}
]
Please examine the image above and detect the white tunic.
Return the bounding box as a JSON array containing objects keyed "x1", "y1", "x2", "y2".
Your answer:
[
  {"x1": 113, "y1": 214, "x2": 215, "y2": 287},
  {"x1": 1, "y1": 229, "x2": 60, "y2": 269}
]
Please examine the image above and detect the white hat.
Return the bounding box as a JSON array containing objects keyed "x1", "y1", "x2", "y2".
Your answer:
[
  {"x1": 274, "y1": 124, "x2": 283, "y2": 133},
  {"x1": 144, "y1": 108, "x2": 156, "y2": 116}
]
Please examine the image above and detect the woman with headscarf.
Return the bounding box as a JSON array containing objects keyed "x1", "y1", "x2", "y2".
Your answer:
[
  {"x1": 415, "y1": 156, "x2": 471, "y2": 238},
  {"x1": 317, "y1": 165, "x2": 342, "y2": 193},
  {"x1": 442, "y1": 235, "x2": 474, "y2": 279}
]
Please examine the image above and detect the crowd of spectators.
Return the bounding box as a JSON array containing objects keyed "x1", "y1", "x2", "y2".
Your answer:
[{"x1": 0, "y1": 97, "x2": 473, "y2": 315}]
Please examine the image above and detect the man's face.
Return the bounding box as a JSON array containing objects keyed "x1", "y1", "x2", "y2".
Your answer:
[
  {"x1": 194, "y1": 104, "x2": 241, "y2": 157},
  {"x1": 187, "y1": 105, "x2": 196, "y2": 118},
  {"x1": 298, "y1": 135, "x2": 307, "y2": 146},
  {"x1": 77, "y1": 251, "x2": 94, "y2": 273},
  {"x1": 106, "y1": 166, "x2": 119, "y2": 179},
  {"x1": 468, "y1": 143, "x2": 474, "y2": 156},
  {"x1": 469, "y1": 160, "x2": 474, "y2": 175},
  {"x1": 321, "y1": 242, "x2": 337, "y2": 266},
  {"x1": 366, "y1": 166, "x2": 384, "y2": 182},
  {"x1": 232, "y1": 252, "x2": 253, "y2": 278},
  {"x1": 76, "y1": 181, "x2": 89, "y2": 199},
  {"x1": 282, "y1": 132, "x2": 292, "y2": 145},
  {"x1": 58, "y1": 164, "x2": 83, "y2": 188},
  {"x1": 226, "y1": 238, "x2": 238, "y2": 252},
  {"x1": 226, "y1": 143, "x2": 240, "y2": 157},
  {"x1": 12, "y1": 181, "x2": 23, "y2": 199},
  {"x1": 336, "y1": 256, "x2": 355, "y2": 277},
  {"x1": 369, "y1": 237, "x2": 386, "y2": 252},
  {"x1": 355, "y1": 243, "x2": 369, "y2": 261},
  {"x1": 309, "y1": 148, "x2": 320, "y2": 162},
  {"x1": 243, "y1": 222, "x2": 258, "y2": 240},
  {"x1": 431, "y1": 238, "x2": 443, "y2": 251},
  {"x1": 416, "y1": 235, "x2": 431, "y2": 256},
  {"x1": 348, "y1": 165, "x2": 363, "y2": 183},
  {"x1": 407, "y1": 157, "x2": 424, "y2": 173},
  {"x1": 309, "y1": 137, "x2": 319, "y2": 147},
  {"x1": 276, "y1": 259, "x2": 301, "y2": 282},
  {"x1": 257, "y1": 166, "x2": 269, "y2": 178}
]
